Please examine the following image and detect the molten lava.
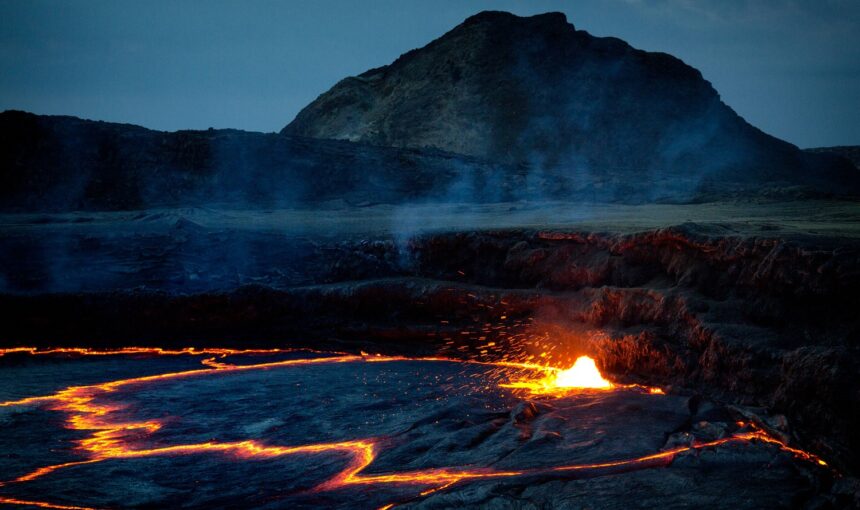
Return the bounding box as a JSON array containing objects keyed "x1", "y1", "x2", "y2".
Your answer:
[
  {"x1": 501, "y1": 355, "x2": 614, "y2": 395},
  {"x1": 554, "y1": 356, "x2": 613, "y2": 389},
  {"x1": 0, "y1": 346, "x2": 830, "y2": 510}
]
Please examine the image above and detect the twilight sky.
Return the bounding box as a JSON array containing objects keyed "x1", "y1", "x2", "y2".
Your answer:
[{"x1": 0, "y1": 0, "x2": 857, "y2": 147}]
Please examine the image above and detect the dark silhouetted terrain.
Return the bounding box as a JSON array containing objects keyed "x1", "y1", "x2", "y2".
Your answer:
[
  {"x1": 0, "y1": 110, "x2": 525, "y2": 212},
  {"x1": 806, "y1": 146, "x2": 860, "y2": 169}
]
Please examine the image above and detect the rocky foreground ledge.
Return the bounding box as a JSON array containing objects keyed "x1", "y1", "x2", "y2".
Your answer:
[{"x1": 1, "y1": 208, "x2": 859, "y2": 478}]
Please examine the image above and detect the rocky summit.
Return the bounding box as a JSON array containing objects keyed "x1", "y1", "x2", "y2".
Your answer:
[{"x1": 285, "y1": 11, "x2": 857, "y2": 198}]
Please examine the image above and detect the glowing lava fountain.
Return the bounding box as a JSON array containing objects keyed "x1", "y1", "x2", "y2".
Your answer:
[
  {"x1": 554, "y1": 356, "x2": 613, "y2": 389},
  {"x1": 500, "y1": 355, "x2": 614, "y2": 395}
]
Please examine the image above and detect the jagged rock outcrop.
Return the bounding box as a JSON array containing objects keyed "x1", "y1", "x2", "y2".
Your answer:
[{"x1": 285, "y1": 11, "x2": 857, "y2": 198}]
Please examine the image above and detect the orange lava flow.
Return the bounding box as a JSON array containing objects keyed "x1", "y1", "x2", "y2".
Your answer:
[
  {"x1": 0, "y1": 346, "x2": 320, "y2": 358},
  {"x1": 0, "y1": 347, "x2": 830, "y2": 510},
  {"x1": 0, "y1": 497, "x2": 96, "y2": 510}
]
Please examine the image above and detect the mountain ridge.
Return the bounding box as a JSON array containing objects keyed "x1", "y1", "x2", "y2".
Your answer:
[
  {"x1": 283, "y1": 10, "x2": 856, "y2": 194},
  {"x1": 0, "y1": 109, "x2": 522, "y2": 212}
]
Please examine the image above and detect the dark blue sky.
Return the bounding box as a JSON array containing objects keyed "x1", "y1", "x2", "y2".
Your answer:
[{"x1": 1, "y1": 0, "x2": 857, "y2": 147}]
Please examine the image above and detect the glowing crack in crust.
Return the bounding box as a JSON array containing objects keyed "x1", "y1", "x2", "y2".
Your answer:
[{"x1": 0, "y1": 348, "x2": 830, "y2": 510}]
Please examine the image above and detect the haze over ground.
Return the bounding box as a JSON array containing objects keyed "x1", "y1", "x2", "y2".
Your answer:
[{"x1": 0, "y1": 0, "x2": 858, "y2": 148}]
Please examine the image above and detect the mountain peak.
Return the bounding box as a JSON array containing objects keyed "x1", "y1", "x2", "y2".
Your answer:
[
  {"x1": 282, "y1": 11, "x2": 856, "y2": 196},
  {"x1": 462, "y1": 10, "x2": 570, "y2": 28}
]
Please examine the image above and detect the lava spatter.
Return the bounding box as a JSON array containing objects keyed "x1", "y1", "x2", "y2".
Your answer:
[{"x1": 500, "y1": 355, "x2": 614, "y2": 394}]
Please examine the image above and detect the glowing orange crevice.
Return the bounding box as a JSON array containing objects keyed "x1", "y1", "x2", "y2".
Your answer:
[{"x1": 0, "y1": 497, "x2": 97, "y2": 510}]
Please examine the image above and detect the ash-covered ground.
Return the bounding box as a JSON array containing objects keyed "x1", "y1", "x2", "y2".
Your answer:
[{"x1": 2, "y1": 199, "x2": 858, "y2": 293}]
